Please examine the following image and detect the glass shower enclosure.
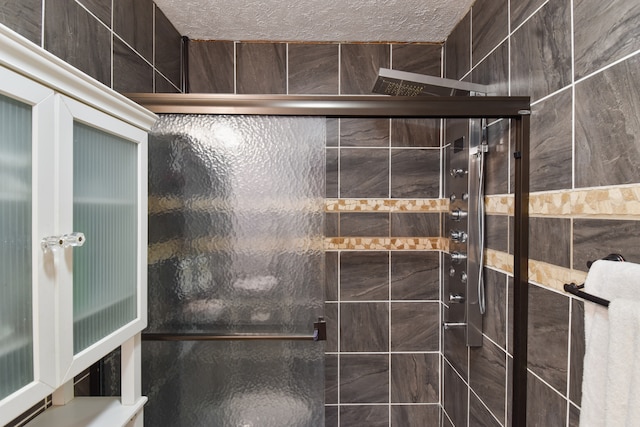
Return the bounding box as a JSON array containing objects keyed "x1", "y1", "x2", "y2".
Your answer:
[{"x1": 142, "y1": 114, "x2": 326, "y2": 426}]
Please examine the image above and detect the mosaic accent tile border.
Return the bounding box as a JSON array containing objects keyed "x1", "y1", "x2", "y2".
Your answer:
[
  {"x1": 485, "y1": 184, "x2": 640, "y2": 217},
  {"x1": 325, "y1": 237, "x2": 447, "y2": 251},
  {"x1": 325, "y1": 198, "x2": 448, "y2": 212},
  {"x1": 484, "y1": 248, "x2": 589, "y2": 294}
]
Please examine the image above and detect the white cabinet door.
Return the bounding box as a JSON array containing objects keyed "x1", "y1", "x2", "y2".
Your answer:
[
  {"x1": 0, "y1": 66, "x2": 57, "y2": 426},
  {"x1": 55, "y1": 95, "x2": 148, "y2": 384}
]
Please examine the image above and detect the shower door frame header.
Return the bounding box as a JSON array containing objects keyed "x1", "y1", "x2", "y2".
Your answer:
[{"x1": 127, "y1": 93, "x2": 531, "y2": 427}]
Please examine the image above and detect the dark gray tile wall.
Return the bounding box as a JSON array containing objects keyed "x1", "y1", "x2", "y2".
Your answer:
[
  {"x1": 445, "y1": 0, "x2": 640, "y2": 425},
  {"x1": 4, "y1": 0, "x2": 183, "y2": 94},
  {"x1": 289, "y1": 43, "x2": 339, "y2": 94},
  {"x1": 187, "y1": 41, "x2": 234, "y2": 93},
  {"x1": 236, "y1": 43, "x2": 286, "y2": 94}
]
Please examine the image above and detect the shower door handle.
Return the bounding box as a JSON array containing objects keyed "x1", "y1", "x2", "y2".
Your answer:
[{"x1": 142, "y1": 318, "x2": 327, "y2": 342}]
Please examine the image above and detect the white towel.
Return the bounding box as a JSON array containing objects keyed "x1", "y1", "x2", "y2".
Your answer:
[{"x1": 580, "y1": 260, "x2": 640, "y2": 427}]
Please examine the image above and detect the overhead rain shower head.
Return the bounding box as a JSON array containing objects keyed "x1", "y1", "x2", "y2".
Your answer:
[{"x1": 372, "y1": 68, "x2": 488, "y2": 97}]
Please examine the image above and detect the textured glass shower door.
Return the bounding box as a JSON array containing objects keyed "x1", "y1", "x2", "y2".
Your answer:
[{"x1": 145, "y1": 115, "x2": 325, "y2": 426}]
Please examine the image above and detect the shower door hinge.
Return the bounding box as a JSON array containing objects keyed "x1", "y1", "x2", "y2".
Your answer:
[{"x1": 514, "y1": 151, "x2": 522, "y2": 159}]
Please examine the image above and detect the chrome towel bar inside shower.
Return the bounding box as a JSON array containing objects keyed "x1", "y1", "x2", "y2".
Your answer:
[{"x1": 142, "y1": 318, "x2": 327, "y2": 342}]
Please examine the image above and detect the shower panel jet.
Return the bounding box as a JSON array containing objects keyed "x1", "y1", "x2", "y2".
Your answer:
[{"x1": 444, "y1": 119, "x2": 486, "y2": 347}]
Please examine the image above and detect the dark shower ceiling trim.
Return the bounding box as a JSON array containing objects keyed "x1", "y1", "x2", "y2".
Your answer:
[{"x1": 126, "y1": 94, "x2": 530, "y2": 118}]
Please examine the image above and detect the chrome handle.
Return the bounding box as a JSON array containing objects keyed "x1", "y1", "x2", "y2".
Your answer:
[
  {"x1": 450, "y1": 251, "x2": 467, "y2": 263},
  {"x1": 450, "y1": 230, "x2": 468, "y2": 243},
  {"x1": 450, "y1": 168, "x2": 467, "y2": 177},
  {"x1": 449, "y1": 294, "x2": 465, "y2": 303},
  {"x1": 450, "y1": 209, "x2": 468, "y2": 221},
  {"x1": 41, "y1": 232, "x2": 86, "y2": 251},
  {"x1": 443, "y1": 322, "x2": 466, "y2": 330}
]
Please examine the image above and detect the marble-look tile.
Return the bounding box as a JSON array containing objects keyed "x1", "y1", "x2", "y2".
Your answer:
[
  {"x1": 288, "y1": 43, "x2": 338, "y2": 94},
  {"x1": 391, "y1": 119, "x2": 441, "y2": 147},
  {"x1": 511, "y1": 0, "x2": 547, "y2": 29},
  {"x1": 325, "y1": 354, "x2": 338, "y2": 404},
  {"x1": 573, "y1": 219, "x2": 640, "y2": 272},
  {"x1": 340, "y1": 44, "x2": 390, "y2": 94},
  {"x1": 442, "y1": 412, "x2": 454, "y2": 427},
  {"x1": 45, "y1": 0, "x2": 111, "y2": 86},
  {"x1": 325, "y1": 406, "x2": 338, "y2": 427},
  {"x1": 390, "y1": 252, "x2": 439, "y2": 301},
  {"x1": 340, "y1": 148, "x2": 389, "y2": 198},
  {"x1": 469, "y1": 341, "x2": 506, "y2": 424},
  {"x1": 445, "y1": 11, "x2": 471, "y2": 80},
  {"x1": 472, "y1": 41, "x2": 508, "y2": 96},
  {"x1": 570, "y1": 299, "x2": 584, "y2": 406},
  {"x1": 530, "y1": 88, "x2": 572, "y2": 192},
  {"x1": 326, "y1": 148, "x2": 338, "y2": 198},
  {"x1": 114, "y1": 0, "x2": 153, "y2": 62},
  {"x1": 443, "y1": 360, "x2": 469, "y2": 427},
  {"x1": 391, "y1": 353, "x2": 439, "y2": 403},
  {"x1": 155, "y1": 72, "x2": 179, "y2": 93},
  {"x1": 569, "y1": 403, "x2": 580, "y2": 427},
  {"x1": 154, "y1": 6, "x2": 182, "y2": 88},
  {"x1": 486, "y1": 215, "x2": 508, "y2": 253},
  {"x1": 340, "y1": 213, "x2": 389, "y2": 237},
  {"x1": 113, "y1": 38, "x2": 153, "y2": 93},
  {"x1": 325, "y1": 251, "x2": 338, "y2": 301},
  {"x1": 325, "y1": 303, "x2": 338, "y2": 353},
  {"x1": 570, "y1": 185, "x2": 640, "y2": 217},
  {"x1": 444, "y1": 325, "x2": 468, "y2": 379},
  {"x1": 529, "y1": 217, "x2": 571, "y2": 268},
  {"x1": 575, "y1": 54, "x2": 640, "y2": 188},
  {"x1": 485, "y1": 119, "x2": 510, "y2": 195},
  {"x1": 507, "y1": 278, "x2": 514, "y2": 356},
  {"x1": 340, "y1": 252, "x2": 389, "y2": 300},
  {"x1": 471, "y1": 0, "x2": 508, "y2": 66},
  {"x1": 340, "y1": 303, "x2": 389, "y2": 352},
  {"x1": 325, "y1": 212, "x2": 339, "y2": 238},
  {"x1": 528, "y1": 284, "x2": 569, "y2": 393},
  {"x1": 340, "y1": 354, "x2": 389, "y2": 403},
  {"x1": 76, "y1": 0, "x2": 110, "y2": 25},
  {"x1": 391, "y1": 405, "x2": 440, "y2": 427},
  {"x1": 574, "y1": 0, "x2": 640, "y2": 79},
  {"x1": 340, "y1": 405, "x2": 389, "y2": 427},
  {"x1": 326, "y1": 118, "x2": 338, "y2": 147},
  {"x1": 236, "y1": 42, "x2": 286, "y2": 94},
  {"x1": 391, "y1": 302, "x2": 439, "y2": 351},
  {"x1": 340, "y1": 118, "x2": 389, "y2": 147},
  {"x1": 469, "y1": 392, "x2": 502, "y2": 427},
  {"x1": 188, "y1": 41, "x2": 234, "y2": 93},
  {"x1": 526, "y1": 371, "x2": 568, "y2": 426},
  {"x1": 484, "y1": 268, "x2": 507, "y2": 349},
  {"x1": 390, "y1": 149, "x2": 440, "y2": 198},
  {"x1": 0, "y1": 0, "x2": 41, "y2": 45},
  {"x1": 510, "y1": 0, "x2": 571, "y2": 102},
  {"x1": 390, "y1": 213, "x2": 439, "y2": 237},
  {"x1": 391, "y1": 44, "x2": 442, "y2": 76}
]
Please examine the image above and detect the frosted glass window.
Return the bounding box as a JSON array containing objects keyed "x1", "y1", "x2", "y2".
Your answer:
[
  {"x1": 73, "y1": 122, "x2": 138, "y2": 354},
  {"x1": 0, "y1": 94, "x2": 33, "y2": 399}
]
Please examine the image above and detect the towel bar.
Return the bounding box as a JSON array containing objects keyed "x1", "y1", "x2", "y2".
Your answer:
[{"x1": 563, "y1": 254, "x2": 625, "y2": 307}]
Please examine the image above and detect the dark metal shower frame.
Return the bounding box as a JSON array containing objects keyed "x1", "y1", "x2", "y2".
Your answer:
[{"x1": 128, "y1": 93, "x2": 531, "y2": 427}]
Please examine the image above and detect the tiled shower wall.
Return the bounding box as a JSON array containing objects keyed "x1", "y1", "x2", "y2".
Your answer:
[
  {"x1": 187, "y1": 40, "x2": 447, "y2": 426},
  {"x1": 444, "y1": 0, "x2": 640, "y2": 426},
  {"x1": 1, "y1": 0, "x2": 182, "y2": 425},
  {"x1": 0, "y1": 0, "x2": 183, "y2": 94}
]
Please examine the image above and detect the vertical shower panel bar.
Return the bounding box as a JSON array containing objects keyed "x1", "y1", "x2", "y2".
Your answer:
[{"x1": 512, "y1": 113, "x2": 530, "y2": 427}]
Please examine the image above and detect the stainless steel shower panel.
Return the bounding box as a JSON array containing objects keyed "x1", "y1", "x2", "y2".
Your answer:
[{"x1": 445, "y1": 119, "x2": 483, "y2": 347}]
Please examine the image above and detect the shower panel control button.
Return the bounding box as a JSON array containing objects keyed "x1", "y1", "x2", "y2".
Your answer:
[
  {"x1": 450, "y1": 251, "x2": 467, "y2": 263},
  {"x1": 449, "y1": 294, "x2": 465, "y2": 303},
  {"x1": 450, "y1": 168, "x2": 468, "y2": 177},
  {"x1": 461, "y1": 272, "x2": 468, "y2": 283},
  {"x1": 449, "y1": 267, "x2": 456, "y2": 277},
  {"x1": 450, "y1": 209, "x2": 468, "y2": 221},
  {"x1": 450, "y1": 230, "x2": 468, "y2": 243},
  {"x1": 462, "y1": 192, "x2": 469, "y2": 201},
  {"x1": 449, "y1": 193, "x2": 456, "y2": 203}
]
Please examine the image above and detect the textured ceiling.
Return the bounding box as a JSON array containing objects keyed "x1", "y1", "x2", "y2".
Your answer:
[{"x1": 153, "y1": 0, "x2": 475, "y2": 43}]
